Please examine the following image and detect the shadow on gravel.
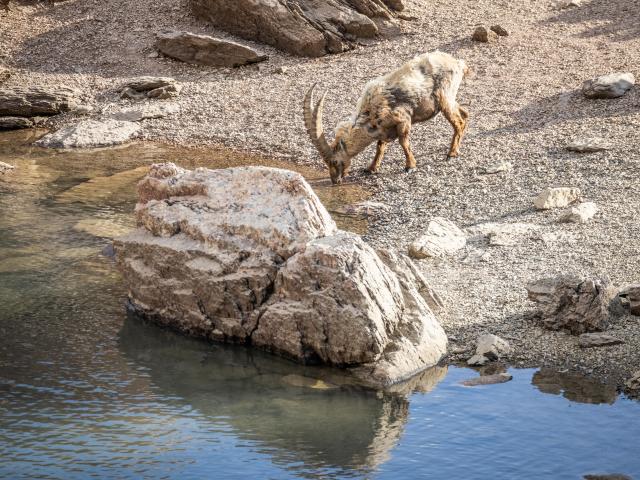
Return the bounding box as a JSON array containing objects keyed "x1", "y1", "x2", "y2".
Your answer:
[
  {"x1": 542, "y1": 0, "x2": 640, "y2": 41},
  {"x1": 482, "y1": 86, "x2": 639, "y2": 136}
]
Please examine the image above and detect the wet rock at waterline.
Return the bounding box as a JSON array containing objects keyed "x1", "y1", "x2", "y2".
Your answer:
[
  {"x1": 526, "y1": 276, "x2": 613, "y2": 334},
  {"x1": 0, "y1": 161, "x2": 15, "y2": 174},
  {"x1": 0, "y1": 115, "x2": 45, "y2": 130},
  {"x1": 408, "y1": 217, "x2": 466, "y2": 259},
  {"x1": 467, "y1": 333, "x2": 511, "y2": 366},
  {"x1": 559, "y1": 202, "x2": 598, "y2": 224},
  {"x1": 578, "y1": 333, "x2": 624, "y2": 348},
  {"x1": 583, "y1": 475, "x2": 634, "y2": 480},
  {"x1": 156, "y1": 31, "x2": 268, "y2": 67},
  {"x1": 0, "y1": 85, "x2": 79, "y2": 116},
  {"x1": 534, "y1": 187, "x2": 581, "y2": 210},
  {"x1": 191, "y1": 0, "x2": 404, "y2": 57},
  {"x1": 460, "y1": 373, "x2": 512, "y2": 386},
  {"x1": 626, "y1": 371, "x2": 640, "y2": 391},
  {"x1": 35, "y1": 119, "x2": 140, "y2": 148},
  {"x1": 120, "y1": 76, "x2": 181, "y2": 100},
  {"x1": 582, "y1": 73, "x2": 635, "y2": 99},
  {"x1": 114, "y1": 164, "x2": 447, "y2": 387}
]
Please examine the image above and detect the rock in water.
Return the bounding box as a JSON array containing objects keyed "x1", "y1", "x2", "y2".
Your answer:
[
  {"x1": 156, "y1": 31, "x2": 267, "y2": 67},
  {"x1": 559, "y1": 202, "x2": 598, "y2": 223},
  {"x1": 526, "y1": 275, "x2": 613, "y2": 334},
  {"x1": 584, "y1": 475, "x2": 634, "y2": 480},
  {"x1": 114, "y1": 164, "x2": 447, "y2": 387},
  {"x1": 408, "y1": 217, "x2": 466, "y2": 259},
  {"x1": 534, "y1": 187, "x2": 581, "y2": 210},
  {"x1": 578, "y1": 333, "x2": 624, "y2": 348},
  {"x1": 582, "y1": 73, "x2": 635, "y2": 99},
  {"x1": 191, "y1": 0, "x2": 403, "y2": 57},
  {"x1": 0, "y1": 85, "x2": 79, "y2": 116},
  {"x1": 461, "y1": 373, "x2": 512, "y2": 386},
  {"x1": 35, "y1": 119, "x2": 140, "y2": 148}
]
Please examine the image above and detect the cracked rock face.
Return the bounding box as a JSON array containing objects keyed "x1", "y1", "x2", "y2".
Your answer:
[
  {"x1": 526, "y1": 275, "x2": 613, "y2": 334},
  {"x1": 191, "y1": 0, "x2": 404, "y2": 57},
  {"x1": 114, "y1": 164, "x2": 447, "y2": 387}
]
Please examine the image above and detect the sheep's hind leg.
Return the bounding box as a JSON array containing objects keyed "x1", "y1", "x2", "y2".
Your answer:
[
  {"x1": 442, "y1": 103, "x2": 468, "y2": 158},
  {"x1": 397, "y1": 123, "x2": 416, "y2": 173},
  {"x1": 367, "y1": 141, "x2": 388, "y2": 174}
]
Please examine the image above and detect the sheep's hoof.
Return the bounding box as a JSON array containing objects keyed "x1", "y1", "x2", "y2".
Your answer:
[
  {"x1": 404, "y1": 167, "x2": 416, "y2": 174},
  {"x1": 447, "y1": 153, "x2": 459, "y2": 159},
  {"x1": 364, "y1": 168, "x2": 378, "y2": 175}
]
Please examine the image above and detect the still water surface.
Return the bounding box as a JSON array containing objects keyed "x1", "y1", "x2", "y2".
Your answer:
[{"x1": 1, "y1": 131, "x2": 639, "y2": 479}]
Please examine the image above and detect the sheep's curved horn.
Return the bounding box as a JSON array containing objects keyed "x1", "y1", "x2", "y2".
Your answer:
[{"x1": 303, "y1": 84, "x2": 334, "y2": 164}]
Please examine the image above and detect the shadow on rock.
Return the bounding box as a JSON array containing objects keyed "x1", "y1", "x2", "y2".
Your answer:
[
  {"x1": 117, "y1": 315, "x2": 447, "y2": 476},
  {"x1": 532, "y1": 367, "x2": 617, "y2": 405}
]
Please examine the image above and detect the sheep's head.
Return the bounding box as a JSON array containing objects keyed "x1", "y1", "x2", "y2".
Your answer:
[{"x1": 303, "y1": 84, "x2": 351, "y2": 185}]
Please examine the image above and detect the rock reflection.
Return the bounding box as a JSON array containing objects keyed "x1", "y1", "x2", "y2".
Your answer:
[
  {"x1": 118, "y1": 316, "x2": 446, "y2": 476},
  {"x1": 532, "y1": 368, "x2": 617, "y2": 405}
]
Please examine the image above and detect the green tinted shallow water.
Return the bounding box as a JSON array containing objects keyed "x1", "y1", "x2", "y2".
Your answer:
[{"x1": 1, "y1": 131, "x2": 639, "y2": 480}]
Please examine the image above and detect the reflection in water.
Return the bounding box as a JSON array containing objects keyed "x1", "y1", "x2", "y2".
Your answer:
[
  {"x1": 118, "y1": 317, "x2": 447, "y2": 475},
  {"x1": 532, "y1": 368, "x2": 618, "y2": 405}
]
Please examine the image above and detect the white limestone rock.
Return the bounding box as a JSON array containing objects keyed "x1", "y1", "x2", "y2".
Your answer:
[
  {"x1": 408, "y1": 217, "x2": 466, "y2": 259},
  {"x1": 35, "y1": 119, "x2": 141, "y2": 148},
  {"x1": 534, "y1": 187, "x2": 581, "y2": 210}
]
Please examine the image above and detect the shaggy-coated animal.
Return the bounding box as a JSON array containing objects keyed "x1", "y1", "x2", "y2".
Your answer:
[{"x1": 304, "y1": 50, "x2": 469, "y2": 184}]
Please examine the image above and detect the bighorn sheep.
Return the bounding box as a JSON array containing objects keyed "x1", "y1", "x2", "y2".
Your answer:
[{"x1": 303, "y1": 50, "x2": 469, "y2": 184}]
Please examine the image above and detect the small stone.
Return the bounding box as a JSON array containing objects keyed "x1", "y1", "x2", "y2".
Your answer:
[
  {"x1": 467, "y1": 333, "x2": 510, "y2": 365},
  {"x1": 618, "y1": 284, "x2": 640, "y2": 316},
  {"x1": 147, "y1": 51, "x2": 159, "y2": 59},
  {"x1": 122, "y1": 76, "x2": 177, "y2": 92},
  {"x1": 559, "y1": 202, "x2": 598, "y2": 223},
  {"x1": 408, "y1": 217, "x2": 466, "y2": 259},
  {"x1": 578, "y1": 333, "x2": 624, "y2": 348},
  {"x1": 0, "y1": 85, "x2": 80, "y2": 116},
  {"x1": 567, "y1": 138, "x2": 609, "y2": 153},
  {"x1": 582, "y1": 73, "x2": 635, "y2": 99},
  {"x1": 468, "y1": 222, "x2": 539, "y2": 247},
  {"x1": 490, "y1": 25, "x2": 509, "y2": 36},
  {"x1": 472, "y1": 26, "x2": 498, "y2": 43},
  {"x1": 120, "y1": 87, "x2": 146, "y2": 101},
  {"x1": 146, "y1": 84, "x2": 182, "y2": 99},
  {"x1": 461, "y1": 373, "x2": 512, "y2": 386},
  {"x1": 156, "y1": 31, "x2": 268, "y2": 67},
  {"x1": 74, "y1": 105, "x2": 94, "y2": 115},
  {"x1": 0, "y1": 161, "x2": 15, "y2": 174},
  {"x1": 534, "y1": 187, "x2": 581, "y2": 210},
  {"x1": 625, "y1": 370, "x2": 640, "y2": 390},
  {"x1": 333, "y1": 200, "x2": 390, "y2": 217},
  {"x1": 483, "y1": 160, "x2": 512, "y2": 174},
  {"x1": 273, "y1": 66, "x2": 288, "y2": 74}
]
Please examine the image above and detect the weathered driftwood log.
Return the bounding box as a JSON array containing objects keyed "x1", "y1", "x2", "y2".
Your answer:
[{"x1": 191, "y1": 0, "x2": 405, "y2": 57}]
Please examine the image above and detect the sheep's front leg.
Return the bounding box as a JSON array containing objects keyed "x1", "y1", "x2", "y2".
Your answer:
[
  {"x1": 441, "y1": 101, "x2": 468, "y2": 158},
  {"x1": 367, "y1": 141, "x2": 388, "y2": 173},
  {"x1": 397, "y1": 122, "x2": 416, "y2": 172}
]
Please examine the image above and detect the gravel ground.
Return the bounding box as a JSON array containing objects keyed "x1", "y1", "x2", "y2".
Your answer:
[{"x1": 2, "y1": 0, "x2": 639, "y2": 392}]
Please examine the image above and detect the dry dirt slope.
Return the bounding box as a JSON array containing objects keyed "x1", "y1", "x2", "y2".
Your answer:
[{"x1": 1, "y1": 0, "x2": 639, "y2": 389}]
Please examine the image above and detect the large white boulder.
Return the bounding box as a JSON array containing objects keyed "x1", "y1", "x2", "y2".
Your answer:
[{"x1": 114, "y1": 164, "x2": 447, "y2": 387}]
